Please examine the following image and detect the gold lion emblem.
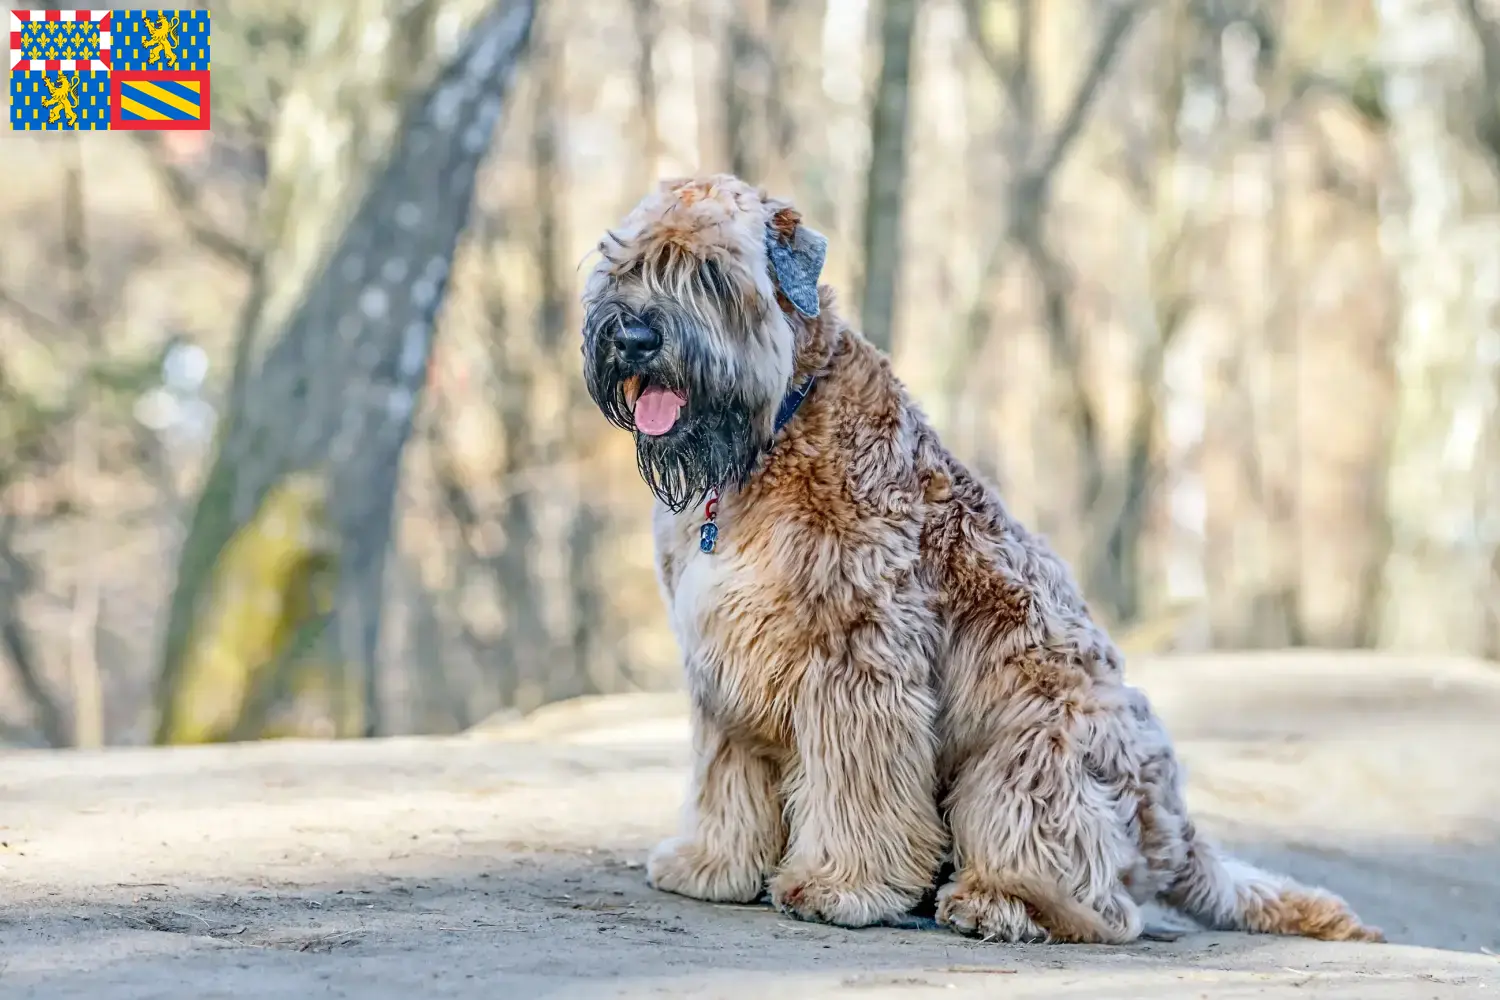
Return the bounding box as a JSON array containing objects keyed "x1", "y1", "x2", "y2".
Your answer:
[
  {"x1": 41, "y1": 71, "x2": 81, "y2": 128},
  {"x1": 145, "y1": 13, "x2": 180, "y2": 68}
]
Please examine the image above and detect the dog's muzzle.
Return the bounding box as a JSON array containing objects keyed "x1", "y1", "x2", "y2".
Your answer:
[{"x1": 611, "y1": 320, "x2": 688, "y2": 437}]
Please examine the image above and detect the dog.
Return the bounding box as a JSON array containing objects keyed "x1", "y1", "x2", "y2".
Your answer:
[{"x1": 579, "y1": 174, "x2": 1383, "y2": 944}]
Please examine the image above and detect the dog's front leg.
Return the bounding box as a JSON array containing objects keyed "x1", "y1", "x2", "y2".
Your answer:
[
  {"x1": 647, "y1": 704, "x2": 786, "y2": 904},
  {"x1": 770, "y1": 661, "x2": 946, "y2": 928}
]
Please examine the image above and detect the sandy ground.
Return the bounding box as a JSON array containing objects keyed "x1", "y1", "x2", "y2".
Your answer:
[{"x1": 3, "y1": 650, "x2": 1499, "y2": 999}]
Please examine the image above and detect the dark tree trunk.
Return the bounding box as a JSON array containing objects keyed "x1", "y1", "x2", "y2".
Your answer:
[
  {"x1": 859, "y1": 0, "x2": 919, "y2": 354},
  {"x1": 154, "y1": 0, "x2": 535, "y2": 744}
]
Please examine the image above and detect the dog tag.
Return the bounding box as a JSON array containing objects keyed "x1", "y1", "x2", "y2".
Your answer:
[{"x1": 699, "y1": 522, "x2": 718, "y2": 553}]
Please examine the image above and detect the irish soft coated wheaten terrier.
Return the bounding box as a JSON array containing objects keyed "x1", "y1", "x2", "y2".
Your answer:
[{"x1": 579, "y1": 174, "x2": 1383, "y2": 944}]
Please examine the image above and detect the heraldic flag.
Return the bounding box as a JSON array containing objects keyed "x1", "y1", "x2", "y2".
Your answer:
[{"x1": 9, "y1": 9, "x2": 210, "y2": 130}]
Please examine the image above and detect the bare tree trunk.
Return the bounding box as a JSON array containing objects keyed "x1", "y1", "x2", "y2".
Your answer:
[
  {"x1": 61, "y1": 139, "x2": 105, "y2": 748},
  {"x1": 1103, "y1": 0, "x2": 1203, "y2": 628},
  {"x1": 529, "y1": 27, "x2": 584, "y2": 705},
  {"x1": 722, "y1": 0, "x2": 772, "y2": 182},
  {"x1": 955, "y1": 0, "x2": 1146, "y2": 619},
  {"x1": 859, "y1": 0, "x2": 919, "y2": 354},
  {"x1": 691, "y1": 0, "x2": 727, "y2": 171},
  {"x1": 0, "y1": 516, "x2": 67, "y2": 747},
  {"x1": 485, "y1": 273, "x2": 548, "y2": 707},
  {"x1": 1199, "y1": 11, "x2": 1305, "y2": 648},
  {"x1": 630, "y1": 0, "x2": 663, "y2": 193},
  {"x1": 153, "y1": 0, "x2": 535, "y2": 744},
  {"x1": 761, "y1": 0, "x2": 806, "y2": 194},
  {"x1": 1375, "y1": 0, "x2": 1500, "y2": 657},
  {"x1": 1256, "y1": 41, "x2": 1305, "y2": 646}
]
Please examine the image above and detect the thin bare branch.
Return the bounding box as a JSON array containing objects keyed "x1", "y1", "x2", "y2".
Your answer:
[
  {"x1": 131, "y1": 133, "x2": 256, "y2": 270},
  {"x1": 960, "y1": 0, "x2": 1016, "y2": 91},
  {"x1": 1461, "y1": 0, "x2": 1500, "y2": 62},
  {"x1": 1460, "y1": 0, "x2": 1500, "y2": 165},
  {"x1": 1028, "y1": 0, "x2": 1149, "y2": 197},
  {"x1": 0, "y1": 285, "x2": 67, "y2": 338}
]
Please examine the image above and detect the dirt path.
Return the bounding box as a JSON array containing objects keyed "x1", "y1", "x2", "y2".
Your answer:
[{"x1": 3, "y1": 651, "x2": 1499, "y2": 998}]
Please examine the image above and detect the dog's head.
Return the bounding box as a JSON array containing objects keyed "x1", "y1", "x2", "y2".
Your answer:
[{"x1": 581, "y1": 174, "x2": 827, "y2": 512}]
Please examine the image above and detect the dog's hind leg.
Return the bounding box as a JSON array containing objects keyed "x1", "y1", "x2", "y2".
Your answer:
[
  {"x1": 769, "y1": 658, "x2": 948, "y2": 928},
  {"x1": 936, "y1": 735, "x2": 1145, "y2": 944},
  {"x1": 647, "y1": 705, "x2": 786, "y2": 904}
]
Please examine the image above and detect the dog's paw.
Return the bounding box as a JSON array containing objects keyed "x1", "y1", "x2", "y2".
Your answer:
[
  {"x1": 935, "y1": 879, "x2": 1050, "y2": 943},
  {"x1": 645, "y1": 836, "x2": 765, "y2": 904},
  {"x1": 768, "y1": 865, "x2": 918, "y2": 928}
]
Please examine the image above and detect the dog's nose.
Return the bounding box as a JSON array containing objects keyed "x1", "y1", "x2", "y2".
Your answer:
[{"x1": 614, "y1": 321, "x2": 662, "y2": 364}]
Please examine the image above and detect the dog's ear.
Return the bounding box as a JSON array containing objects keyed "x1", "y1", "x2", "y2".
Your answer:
[{"x1": 765, "y1": 207, "x2": 827, "y2": 318}]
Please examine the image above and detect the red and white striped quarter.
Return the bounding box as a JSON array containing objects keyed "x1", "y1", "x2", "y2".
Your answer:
[{"x1": 8, "y1": 9, "x2": 112, "y2": 72}]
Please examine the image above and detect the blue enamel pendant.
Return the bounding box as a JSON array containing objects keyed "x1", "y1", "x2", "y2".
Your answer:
[{"x1": 699, "y1": 491, "x2": 720, "y2": 554}]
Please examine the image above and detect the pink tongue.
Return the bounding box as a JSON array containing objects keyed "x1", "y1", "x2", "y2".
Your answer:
[{"x1": 634, "y1": 387, "x2": 686, "y2": 436}]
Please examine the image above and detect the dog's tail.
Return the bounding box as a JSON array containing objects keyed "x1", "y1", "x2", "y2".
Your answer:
[{"x1": 1163, "y1": 832, "x2": 1384, "y2": 942}]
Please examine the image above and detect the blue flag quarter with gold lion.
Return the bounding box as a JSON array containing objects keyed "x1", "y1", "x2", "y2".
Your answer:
[{"x1": 9, "y1": 9, "x2": 210, "y2": 130}]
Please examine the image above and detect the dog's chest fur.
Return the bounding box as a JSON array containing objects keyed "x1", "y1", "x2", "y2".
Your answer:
[
  {"x1": 649, "y1": 362, "x2": 944, "y2": 748},
  {"x1": 652, "y1": 485, "x2": 898, "y2": 747}
]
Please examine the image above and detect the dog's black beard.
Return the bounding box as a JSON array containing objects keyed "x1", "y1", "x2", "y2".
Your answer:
[
  {"x1": 583, "y1": 299, "x2": 771, "y2": 513},
  {"x1": 632, "y1": 400, "x2": 761, "y2": 513}
]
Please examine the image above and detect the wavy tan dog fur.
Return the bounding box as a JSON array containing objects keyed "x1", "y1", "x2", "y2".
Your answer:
[{"x1": 579, "y1": 175, "x2": 1382, "y2": 944}]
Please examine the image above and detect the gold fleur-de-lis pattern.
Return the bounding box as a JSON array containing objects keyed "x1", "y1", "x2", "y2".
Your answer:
[{"x1": 18, "y1": 19, "x2": 102, "y2": 61}]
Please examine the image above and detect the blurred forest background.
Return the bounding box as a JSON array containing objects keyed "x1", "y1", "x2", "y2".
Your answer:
[{"x1": 0, "y1": 0, "x2": 1496, "y2": 748}]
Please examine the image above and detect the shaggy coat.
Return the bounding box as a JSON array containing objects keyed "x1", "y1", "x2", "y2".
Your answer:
[{"x1": 581, "y1": 175, "x2": 1382, "y2": 944}]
